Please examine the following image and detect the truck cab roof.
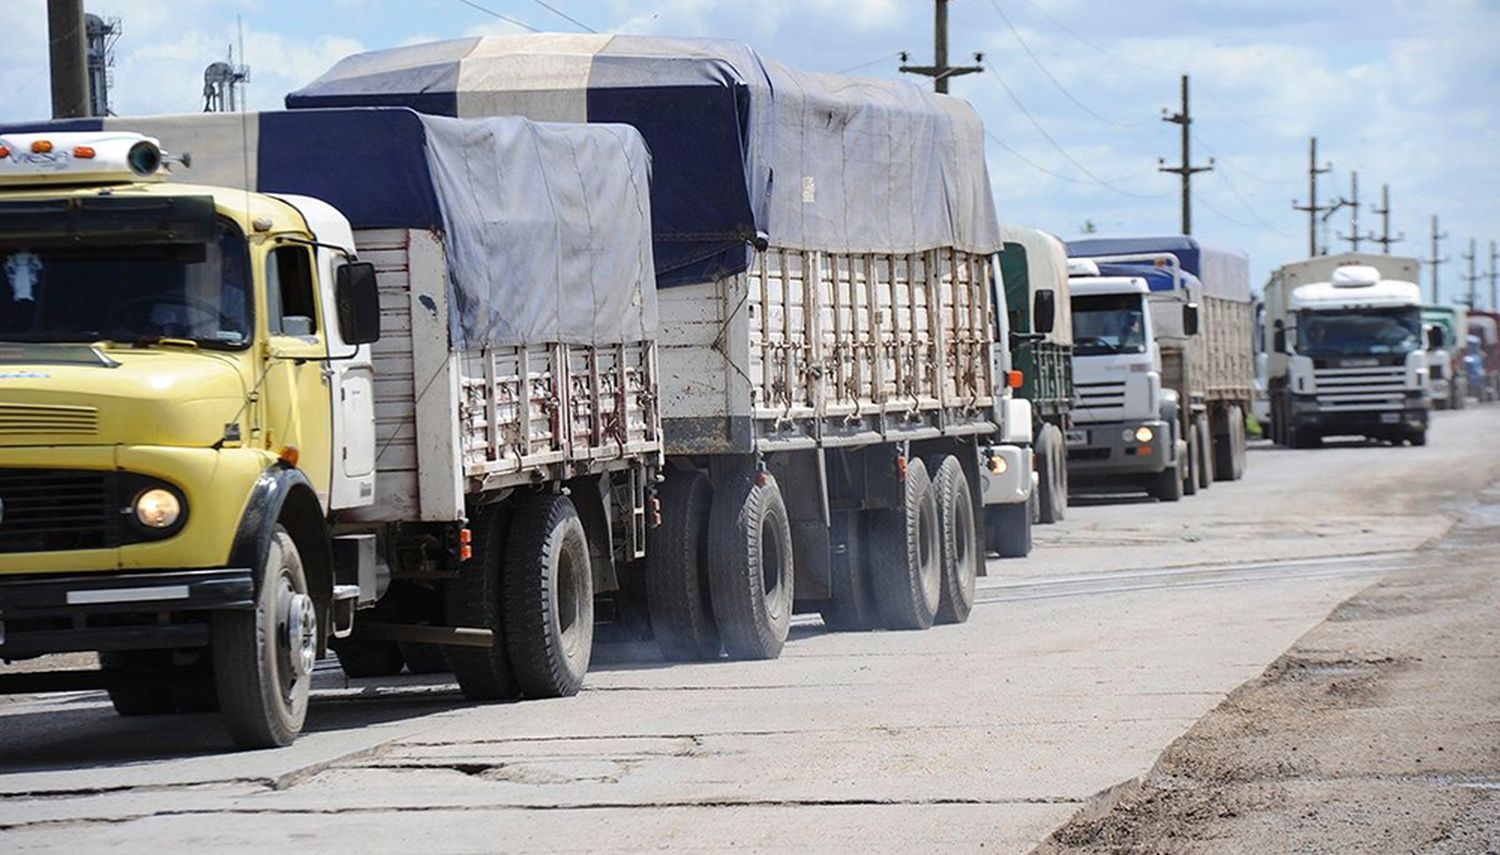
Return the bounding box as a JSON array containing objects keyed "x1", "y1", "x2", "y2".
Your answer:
[
  {"x1": 1068, "y1": 276, "x2": 1150, "y2": 297},
  {"x1": 1289, "y1": 278, "x2": 1422, "y2": 311}
]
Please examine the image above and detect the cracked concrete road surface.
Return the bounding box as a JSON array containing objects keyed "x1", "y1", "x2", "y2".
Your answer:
[{"x1": 2, "y1": 407, "x2": 1499, "y2": 853}]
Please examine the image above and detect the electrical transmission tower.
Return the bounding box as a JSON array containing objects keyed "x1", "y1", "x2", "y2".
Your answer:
[
  {"x1": 1291, "y1": 137, "x2": 1336, "y2": 257},
  {"x1": 1489, "y1": 240, "x2": 1498, "y2": 311},
  {"x1": 1425, "y1": 215, "x2": 1450, "y2": 303},
  {"x1": 1157, "y1": 74, "x2": 1212, "y2": 235},
  {"x1": 1336, "y1": 171, "x2": 1376, "y2": 252},
  {"x1": 84, "y1": 13, "x2": 121, "y2": 116},
  {"x1": 1461, "y1": 238, "x2": 1481, "y2": 309},
  {"x1": 899, "y1": 0, "x2": 983, "y2": 94},
  {"x1": 1370, "y1": 184, "x2": 1403, "y2": 254}
]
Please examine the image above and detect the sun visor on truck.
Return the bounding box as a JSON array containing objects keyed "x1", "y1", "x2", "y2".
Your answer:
[
  {"x1": 287, "y1": 34, "x2": 1003, "y2": 287},
  {"x1": 1, "y1": 108, "x2": 658, "y2": 351}
]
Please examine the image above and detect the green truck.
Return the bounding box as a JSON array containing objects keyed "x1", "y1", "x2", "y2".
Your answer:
[{"x1": 1000, "y1": 225, "x2": 1073, "y2": 524}]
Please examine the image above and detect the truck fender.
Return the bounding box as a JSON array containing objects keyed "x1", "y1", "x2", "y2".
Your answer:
[{"x1": 228, "y1": 466, "x2": 334, "y2": 643}]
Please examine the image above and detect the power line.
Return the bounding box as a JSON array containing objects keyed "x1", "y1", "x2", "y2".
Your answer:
[
  {"x1": 1005, "y1": 0, "x2": 1171, "y2": 79},
  {"x1": 527, "y1": 0, "x2": 595, "y2": 32},
  {"x1": 985, "y1": 0, "x2": 1151, "y2": 128},
  {"x1": 833, "y1": 52, "x2": 902, "y2": 75},
  {"x1": 1192, "y1": 192, "x2": 1258, "y2": 230},
  {"x1": 526, "y1": 0, "x2": 594, "y2": 32},
  {"x1": 1211, "y1": 165, "x2": 1293, "y2": 237},
  {"x1": 453, "y1": 0, "x2": 540, "y2": 33},
  {"x1": 984, "y1": 65, "x2": 1167, "y2": 198}
]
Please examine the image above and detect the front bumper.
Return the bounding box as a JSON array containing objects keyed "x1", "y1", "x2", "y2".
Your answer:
[
  {"x1": 1066, "y1": 419, "x2": 1171, "y2": 479},
  {"x1": 1289, "y1": 397, "x2": 1428, "y2": 436},
  {"x1": 0, "y1": 568, "x2": 253, "y2": 658},
  {"x1": 978, "y1": 444, "x2": 1032, "y2": 506}
]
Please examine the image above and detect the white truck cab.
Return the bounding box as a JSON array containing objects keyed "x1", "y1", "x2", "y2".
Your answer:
[
  {"x1": 1265, "y1": 259, "x2": 1429, "y2": 447},
  {"x1": 1065, "y1": 259, "x2": 1192, "y2": 501}
]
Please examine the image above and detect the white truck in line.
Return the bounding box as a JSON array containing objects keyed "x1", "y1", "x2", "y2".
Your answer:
[
  {"x1": 288, "y1": 35, "x2": 1039, "y2": 651},
  {"x1": 0, "y1": 109, "x2": 661, "y2": 748},
  {"x1": 1263, "y1": 253, "x2": 1431, "y2": 447},
  {"x1": 1063, "y1": 238, "x2": 1254, "y2": 501}
]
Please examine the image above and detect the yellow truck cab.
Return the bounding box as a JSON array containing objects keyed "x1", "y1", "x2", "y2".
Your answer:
[{"x1": 0, "y1": 115, "x2": 662, "y2": 749}]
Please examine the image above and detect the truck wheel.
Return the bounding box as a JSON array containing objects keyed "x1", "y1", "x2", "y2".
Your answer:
[
  {"x1": 1195, "y1": 416, "x2": 1213, "y2": 490},
  {"x1": 212, "y1": 525, "x2": 315, "y2": 749},
  {"x1": 707, "y1": 467, "x2": 794, "y2": 659},
  {"x1": 444, "y1": 505, "x2": 519, "y2": 701},
  {"x1": 1409, "y1": 430, "x2": 1428, "y2": 447},
  {"x1": 1035, "y1": 426, "x2": 1066, "y2": 524},
  {"x1": 503, "y1": 493, "x2": 594, "y2": 698},
  {"x1": 988, "y1": 498, "x2": 1033, "y2": 558},
  {"x1": 1213, "y1": 407, "x2": 1246, "y2": 481},
  {"x1": 646, "y1": 470, "x2": 722, "y2": 661},
  {"x1": 930, "y1": 456, "x2": 979, "y2": 625},
  {"x1": 1153, "y1": 462, "x2": 1184, "y2": 502},
  {"x1": 870, "y1": 458, "x2": 941, "y2": 629},
  {"x1": 333, "y1": 640, "x2": 405, "y2": 678},
  {"x1": 820, "y1": 510, "x2": 882, "y2": 631}
]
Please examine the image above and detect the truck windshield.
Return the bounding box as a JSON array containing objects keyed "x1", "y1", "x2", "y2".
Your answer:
[
  {"x1": 1072, "y1": 293, "x2": 1147, "y2": 356},
  {"x1": 0, "y1": 221, "x2": 251, "y2": 349},
  {"x1": 1296, "y1": 308, "x2": 1420, "y2": 357}
]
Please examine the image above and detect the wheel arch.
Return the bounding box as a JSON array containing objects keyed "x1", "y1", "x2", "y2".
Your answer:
[{"x1": 229, "y1": 466, "x2": 334, "y2": 641}]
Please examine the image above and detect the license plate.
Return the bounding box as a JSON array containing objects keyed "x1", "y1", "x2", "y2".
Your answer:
[
  {"x1": 1380, "y1": 412, "x2": 1400, "y2": 424},
  {"x1": 1065, "y1": 429, "x2": 1088, "y2": 446}
]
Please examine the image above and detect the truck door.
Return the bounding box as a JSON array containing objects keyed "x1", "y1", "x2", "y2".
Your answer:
[
  {"x1": 262, "y1": 243, "x2": 335, "y2": 506},
  {"x1": 312, "y1": 242, "x2": 376, "y2": 510}
]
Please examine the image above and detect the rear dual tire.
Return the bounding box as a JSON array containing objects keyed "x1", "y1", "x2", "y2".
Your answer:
[
  {"x1": 871, "y1": 459, "x2": 943, "y2": 630},
  {"x1": 707, "y1": 468, "x2": 794, "y2": 660}
]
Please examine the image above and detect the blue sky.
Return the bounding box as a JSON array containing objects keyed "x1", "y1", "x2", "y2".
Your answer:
[{"x1": 3, "y1": 0, "x2": 1497, "y2": 303}]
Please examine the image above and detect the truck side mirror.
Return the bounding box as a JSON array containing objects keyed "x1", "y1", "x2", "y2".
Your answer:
[
  {"x1": 1032, "y1": 289, "x2": 1056, "y2": 334},
  {"x1": 1426, "y1": 325, "x2": 1445, "y2": 350},
  {"x1": 336, "y1": 261, "x2": 381, "y2": 345},
  {"x1": 1273, "y1": 320, "x2": 1286, "y2": 354},
  {"x1": 1182, "y1": 302, "x2": 1200, "y2": 337}
]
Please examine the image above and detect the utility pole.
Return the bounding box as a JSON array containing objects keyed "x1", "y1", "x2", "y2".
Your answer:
[
  {"x1": 1461, "y1": 238, "x2": 1480, "y2": 309},
  {"x1": 47, "y1": 0, "x2": 90, "y2": 119},
  {"x1": 899, "y1": 0, "x2": 983, "y2": 94},
  {"x1": 1425, "y1": 215, "x2": 1449, "y2": 303},
  {"x1": 1370, "y1": 184, "x2": 1403, "y2": 254},
  {"x1": 1291, "y1": 137, "x2": 1336, "y2": 257},
  {"x1": 1489, "y1": 240, "x2": 1498, "y2": 311},
  {"x1": 1157, "y1": 74, "x2": 1213, "y2": 235},
  {"x1": 1336, "y1": 171, "x2": 1374, "y2": 252}
]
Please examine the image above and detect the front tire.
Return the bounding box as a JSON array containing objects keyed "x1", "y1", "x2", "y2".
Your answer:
[
  {"x1": 212, "y1": 526, "x2": 315, "y2": 749},
  {"x1": 1035, "y1": 425, "x2": 1067, "y2": 524},
  {"x1": 988, "y1": 498, "x2": 1033, "y2": 558},
  {"x1": 1153, "y1": 462, "x2": 1184, "y2": 502},
  {"x1": 707, "y1": 467, "x2": 794, "y2": 660},
  {"x1": 502, "y1": 493, "x2": 595, "y2": 698}
]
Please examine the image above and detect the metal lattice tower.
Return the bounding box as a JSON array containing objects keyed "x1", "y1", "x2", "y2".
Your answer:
[{"x1": 84, "y1": 13, "x2": 121, "y2": 117}]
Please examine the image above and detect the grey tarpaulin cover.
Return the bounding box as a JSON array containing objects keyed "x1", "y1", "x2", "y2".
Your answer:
[
  {"x1": 287, "y1": 35, "x2": 1003, "y2": 286},
  {"x1": 3, "y1": 107, "x2": 658, "y2": 349}
]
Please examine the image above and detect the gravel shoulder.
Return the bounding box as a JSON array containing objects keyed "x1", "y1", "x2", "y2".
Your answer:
[{"x1": 1038, "y1": 482, "x2": 1500, "y2": 854}]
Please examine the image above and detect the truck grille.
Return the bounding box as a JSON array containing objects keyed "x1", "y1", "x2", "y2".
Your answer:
[
  {"x1": 0, "y1": 404, "x2": 98, "y2": 437},
  {"x1": 0, "y1": 469, "x2": 117, "y2": 553},
  {"x1": 1313, "y1": 366, "x2": 1408, "y2": 411},
  {"x1": 1075, "y1": 380, "x2": 1127, "y2": 412}
]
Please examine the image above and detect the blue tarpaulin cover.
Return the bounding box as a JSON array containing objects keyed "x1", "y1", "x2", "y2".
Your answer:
[
  {"x1": 1066, "y1": 235, "x2": 1251, "y2": 303},
  {"x1": 0, "y1": 108, "x2": 657, "y2": 350},
  {"x1": 287, "y1": 34, "x2": 1003, "y2": 286}
]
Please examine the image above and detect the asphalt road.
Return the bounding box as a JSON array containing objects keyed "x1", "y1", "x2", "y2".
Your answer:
[{"x1": 2, "y1": 406, "x2": 1498, "y2": 853}]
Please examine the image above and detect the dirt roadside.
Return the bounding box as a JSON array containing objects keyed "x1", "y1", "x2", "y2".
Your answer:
[{"x1": 1036, "y1": 484, "x2": 1500, "y2": 854}]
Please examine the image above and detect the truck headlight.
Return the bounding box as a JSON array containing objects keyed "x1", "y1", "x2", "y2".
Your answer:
[
  {"x1": 134, "y1": 488, "x2": 182, "y2": 529},
  {"x1": 1134, "y1": 425, "x2": 1154, "y2": 444}
]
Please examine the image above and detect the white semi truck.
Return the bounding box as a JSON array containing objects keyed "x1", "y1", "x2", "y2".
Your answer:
[
  {"x1": 1263, "y1": 253, "x2": 1430, "y2": 447},
  {"x1": 289, "y1": 36, "x2": 1036, "y2": 650},
  {"x1": 1064, "y1": 238, "x2": 1254, "y2": 501}
]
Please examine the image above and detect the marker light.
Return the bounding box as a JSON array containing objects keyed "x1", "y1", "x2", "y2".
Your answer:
[
  {"x1": 988, "y1": 455, "x2": 1009, "y2": 474},
  {"x1": 1134, "y1": 425, "x2": 1155, "y2": 443},
  {"x1": 278, "y1": 445, "x2": 300, "y2": 467},
  {"x1": 0, "y1": 146, "x2": 10, "y2": 158},
  {"x1": 72, "y1": 145, "x2": 96, "y2": 159},
  {"x1": 134, "y1": 488, "x2": 182, "y2": 529},
  {"x1": 30, "y1": 140, "x2": 52, "y2": 154},
  {"x1": 1007, "y1": 370, "x2": 1024, "y2": 389}
]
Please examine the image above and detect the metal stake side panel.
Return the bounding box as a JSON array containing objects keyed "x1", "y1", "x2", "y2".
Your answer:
[
  {"x1": 660, "y1": 246, "x2": 997, "y2": 455},
  {"x1": 347, "y1": 228, "x2": 663, "y2": 523}
]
